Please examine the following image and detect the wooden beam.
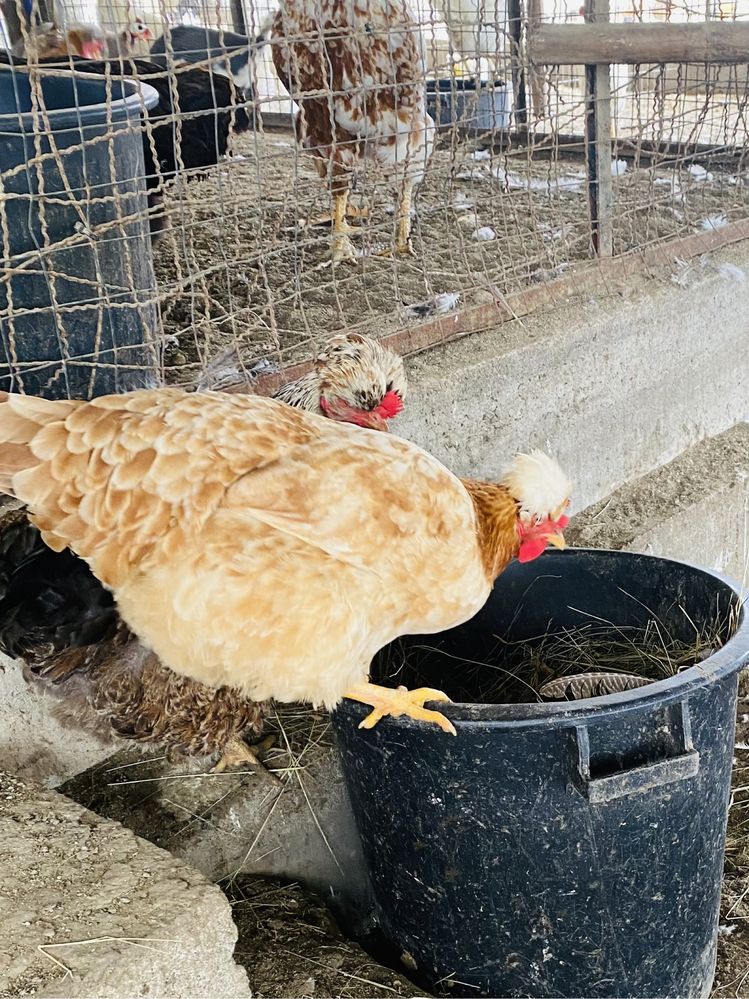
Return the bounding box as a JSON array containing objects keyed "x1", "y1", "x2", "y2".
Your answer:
[
  {"x1": 530, "y1": 22, "x2": 749, "y2": 65},
  {"x1": 584, "y1": 0, "x2": 613, "y2": 257}
]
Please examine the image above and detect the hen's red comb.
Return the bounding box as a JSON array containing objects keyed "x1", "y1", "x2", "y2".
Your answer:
[{"x1": 373, "y1": 390, "x2": 404, "y2": 420}]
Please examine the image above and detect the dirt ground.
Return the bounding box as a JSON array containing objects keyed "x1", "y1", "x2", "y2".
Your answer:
[
  {"x1": 229, "y1": 879, "x2": 425, "y2": 999},
  {"x1": 150, "y1": 125, "x2": 749, "y2": 387}
]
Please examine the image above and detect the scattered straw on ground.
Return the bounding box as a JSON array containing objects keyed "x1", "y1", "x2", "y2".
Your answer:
[{"x1": 228, "y1": 878, "x2": 422, "y2": 998}]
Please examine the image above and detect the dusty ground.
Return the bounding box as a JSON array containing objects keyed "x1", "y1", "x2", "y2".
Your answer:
[
  {"x1": 229, "y1": 879, "x2": 425, "y2": 998},
  {"x1": 150, "y1": 125, "x2": 749, "y2": 386}
]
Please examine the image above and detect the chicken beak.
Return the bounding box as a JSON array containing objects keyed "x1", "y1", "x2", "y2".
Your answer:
[
  {"x1": 359, "y1": 413, "x2": 388, "y2": 432},
  {"x1": 544, "y1": 531, "x2": 567, "y2": 550}
]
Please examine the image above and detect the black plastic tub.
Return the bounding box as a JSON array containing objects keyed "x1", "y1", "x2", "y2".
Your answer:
[
  {"x1": 0, "y1": 71, "x2": 160, "y2": 399},
  {"x1": 426, "y1": 77, "x2": 510, "y2": 134},
  {"x1": 333, "y1": 548, "x2": 749, "y2": 999}
]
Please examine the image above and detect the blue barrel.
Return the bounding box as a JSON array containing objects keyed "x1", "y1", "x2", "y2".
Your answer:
[
  {"x1": 0, "y1": 71, "x2": 160, "y2": 399},
  {"x1": 333, "y1": 548, "x2": 749, "y2": 998}
]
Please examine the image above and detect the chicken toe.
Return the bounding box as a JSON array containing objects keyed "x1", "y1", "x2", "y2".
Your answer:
[
  {"x1": 306, "y1": 204, "x2": 369, "y2": 228},
  {"x1": 331, "y1": 232, "x2": 359, "y2": 265},
  {"x1": 212, "y1": 733, "x2": 278, "y2": 775},
  {"x1": 343, "y1": 681, "x2": 456, "y2": 735}
]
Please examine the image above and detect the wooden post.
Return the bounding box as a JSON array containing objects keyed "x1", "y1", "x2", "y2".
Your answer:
[
  {"x1": 230, "y1": 0, "x2": 247, "y2": 36},
  {"x1": 1, "y1": 0, "x2": 23, "y2": 46},
  {"x1": 508, "y1": 0, "x2": 528, "y2": 127},
  {"x1": 584, "y1": 0, "x2": 614, "y2": 258}
]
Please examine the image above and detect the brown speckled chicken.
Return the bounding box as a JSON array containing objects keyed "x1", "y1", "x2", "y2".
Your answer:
[
  {"x1": 0, "y1": 334, "x2": 406, "y2": 771},
  {"x1": 275, "y1": 332, "x2": 406, "y2": 427},
  {"x1": 272, "y1": 0, "x2": 435, "y2": 263},
  {"x1": 0, "y1": 381, "x2": 569, "y2": 738}
]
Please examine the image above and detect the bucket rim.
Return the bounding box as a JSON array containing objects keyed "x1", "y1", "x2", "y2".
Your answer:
[
  {"x1": 335, "y1": 547, "x2": 749, "y2": 731},
  {"x1": 0, "y1": 70, "x2": 160, "y2": 130},
  {"x1": 426, "y1": 76, "x2": 508, "y2": 92}
]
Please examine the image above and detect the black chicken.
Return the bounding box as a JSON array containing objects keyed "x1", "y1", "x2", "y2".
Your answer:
[
  {"x1": 0, "y1": 52, "x2": 253, "y2": 240},
  {"x1": 0, "y1": 506, "x2": 267, "y2": 769}
]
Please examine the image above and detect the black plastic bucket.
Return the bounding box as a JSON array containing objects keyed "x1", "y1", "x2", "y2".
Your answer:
[
  {"x1": 333, "y1": 548, "x2": 749, "y2": 999},
  {"x1": 0, "y1": 71, "x2": 160, "y2": 399},
  {"x1": 426, "y1": 77, "x2": 510, "y2": 134}
]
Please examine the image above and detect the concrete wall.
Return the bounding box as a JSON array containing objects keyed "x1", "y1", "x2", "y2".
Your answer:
[{"x1": 395, "y1": 244, "x2": 749, "y2": 513}]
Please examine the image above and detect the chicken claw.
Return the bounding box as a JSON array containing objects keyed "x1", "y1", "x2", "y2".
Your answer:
[
  {"x1": 331, "y1": 232, "x2": 359, "y2": 265},
  {"x1": 373, "y1": 240, "x2": 415, "y2": 259},
  {"x1": 344, "y1": 681, "x2": 457, "y2": 735},
  {"x1": 212, "y1": 733, "x2": 278, "y2": 776},
  {"x1": 306, "y1": 204, "x2": 369, "y2": 227}
]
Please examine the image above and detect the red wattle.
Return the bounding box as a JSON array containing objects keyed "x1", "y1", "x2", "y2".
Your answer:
[{"x1": 518, "y1": 537, "x2": 548, "y2": 563}]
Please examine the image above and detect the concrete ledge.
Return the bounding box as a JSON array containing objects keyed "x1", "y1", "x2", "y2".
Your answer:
[
  {"x1": 0, "y1": 770, "x2": 251, "y2": 999},
  {"x1": 395, "y1": 244, "x2": 749, "y2": 511},
  {"x1": 0, "y1": 663, "x2": 114, "y2": 788},
  {"x1": 567, "y1": 423, "x2": 749, "y2": 582}
]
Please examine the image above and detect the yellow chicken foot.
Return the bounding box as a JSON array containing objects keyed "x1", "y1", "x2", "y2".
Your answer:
[
  {"x1": 343, "y1": 681, "x2": 457, "y2": 735},
  {"x1": 330, "y1": 191, "x2": 359, "y2": 265},
  {"x1": 306, "y1": 203, "x2": 369, "y2": 228},
  {"x1": 211, "y1": 733, "x2": 278, "y2": 775},
  {"x1": 374, "y1": 184, "x2": 416, "y2": 258}
]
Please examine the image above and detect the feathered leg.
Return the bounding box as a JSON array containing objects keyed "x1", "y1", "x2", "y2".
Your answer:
[
  {"x1": 375, "y1": 181, "x2": 416, "y2": 258},
  {"x1": 212, "y1": 733, "x2": 279, "y2": 775},
  {"x1": 306, "y1": 202, "x2": 369, "y2": 228}
]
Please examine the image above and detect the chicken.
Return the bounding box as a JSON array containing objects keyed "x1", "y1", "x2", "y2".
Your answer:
[
  {"x1": 8, "y1": 17, "x2": 152, "y2": 60},
  {"x1": 0, "y1": 334, "x2": 407, "y2": 770},
  {"x1": 101, "y1": 16, "x2": 153, "y2": 58},
  {"x1": 0, "y1": 386, "x2": 569, "y2": 737},
  {"x1": 9, "y1": 23, "x2": 106, "y2": 59},
  {"x1": 274, "y1": 332, "x2": 406, "y2": 428},
  {"x1": 0, "y1": 507, "x2": 268, "y2": 770},
  {"x1": 271, "y1": 0, "x2": 435, "y2": 263},
  {"x1": 149, "y1": 24, "x2": 272, "y2": 93}
]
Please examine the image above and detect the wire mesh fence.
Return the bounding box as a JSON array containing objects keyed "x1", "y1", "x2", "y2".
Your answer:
[{"x1": 1, "y1": 0, "x2": 748, "y2": 399}]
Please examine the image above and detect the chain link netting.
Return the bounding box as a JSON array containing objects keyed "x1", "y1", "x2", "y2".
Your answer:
[{"x1": 1, "y1": 0, "x2": 747, "y2": 398}]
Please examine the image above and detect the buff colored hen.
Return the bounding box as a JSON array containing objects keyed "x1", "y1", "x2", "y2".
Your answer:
[
  {"x1": 0, "y1": 333, "x2": 406, "y2": 772},
  {"x1": 0, "y1": 388, "x2": 569, "y2": 733}
]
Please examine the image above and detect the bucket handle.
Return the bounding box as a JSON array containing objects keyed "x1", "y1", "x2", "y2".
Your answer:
[{"x1": 570, "y1": 699, "x2": 700, "y2": 804}]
